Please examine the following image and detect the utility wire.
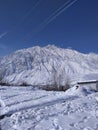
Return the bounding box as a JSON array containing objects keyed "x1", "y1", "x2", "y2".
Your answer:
[
  {"x1": 31, "y1": 0, "x2": 78, "y2": 36},
  {"x1": 16, "y1": 0, "x2": 42, "y2": 26},
  {"x1": 33, "y1": 0, "x2": 71, "y2": 34}
]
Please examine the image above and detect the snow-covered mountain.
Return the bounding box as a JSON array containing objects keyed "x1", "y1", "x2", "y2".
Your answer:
[{"x1": 0, "y1": 45, "x2": 98, "y2": 86}]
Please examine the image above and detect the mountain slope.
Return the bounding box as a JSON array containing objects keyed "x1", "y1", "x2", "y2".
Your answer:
[{"x1": 0, "y1": 45, "x2": 98, "y2": 86}]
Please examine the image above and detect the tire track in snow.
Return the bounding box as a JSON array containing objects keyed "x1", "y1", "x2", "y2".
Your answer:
[
  {"x1": 6, "y1": 95, "x2": 48, "y2": 107},
  {"x1": 0, "y1": 95, "x2": 78, "y2": 117}
]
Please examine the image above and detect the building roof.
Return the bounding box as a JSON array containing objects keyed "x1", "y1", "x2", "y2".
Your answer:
[{"x1": 77, "y1": 80, "x2": 98, "y2": 85}]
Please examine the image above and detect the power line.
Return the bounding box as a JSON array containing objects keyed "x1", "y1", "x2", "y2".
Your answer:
[
  {"x1": 33, "y1": 0, "x2": 71, "y2": 34},
  {"x1": 32, "y1": 0, "x2": 78, "y2": 36},
  {"x1": 7, "y1": 0, "x2": 42, "y2": 36},
  {"x1": 0, "y1": 32, "x2": 8, "y2": 39},
  {"x1": 16, "y1": 0, "x2": 42, "y2": 26}
]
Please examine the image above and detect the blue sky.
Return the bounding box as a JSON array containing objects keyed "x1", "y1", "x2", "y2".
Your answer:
[{"x1": 0, "y1": 0, "x2": 98, "y2": 56}]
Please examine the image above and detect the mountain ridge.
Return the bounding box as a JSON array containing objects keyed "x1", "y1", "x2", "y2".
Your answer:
[{"x1": 0, "y1": 45, "x2": 98, "y2": 87}]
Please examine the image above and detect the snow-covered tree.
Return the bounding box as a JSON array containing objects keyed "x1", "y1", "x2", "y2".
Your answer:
[{"x1": 52, "y1": 62, "x2": 71, "y2": 91}]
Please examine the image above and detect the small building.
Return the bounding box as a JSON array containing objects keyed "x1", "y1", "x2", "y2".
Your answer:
[{"x1": 76, "y1": 80, "x2": 98, "y2": 91}]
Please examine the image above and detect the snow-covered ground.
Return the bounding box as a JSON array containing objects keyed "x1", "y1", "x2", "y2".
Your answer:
[{"x1": 1, "y1": 85, "x2": 98, "y2": 130}]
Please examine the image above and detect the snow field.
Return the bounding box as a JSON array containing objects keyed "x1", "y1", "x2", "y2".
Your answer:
[{"x1": 0, "y1": 86, "x2": 98, "y2": 130}]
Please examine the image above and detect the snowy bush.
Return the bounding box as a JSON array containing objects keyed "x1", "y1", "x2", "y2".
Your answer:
[
  {"x1": 0, "y1": 68, "x2": 6, "y2": 85},
  {"x1": 20, "y1": 82, "x2": 29, "y2": 86},
  {"x1": 0, "y1": 68, "x2": 11, "y2": 86},
  {"x1": 0, "y1": 68, "x2": 4, "y2": 82}
]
